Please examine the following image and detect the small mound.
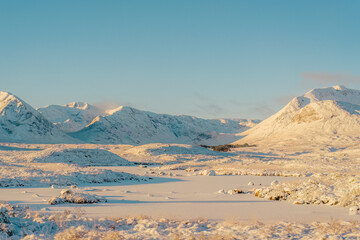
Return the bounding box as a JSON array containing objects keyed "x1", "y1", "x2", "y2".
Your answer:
[
  {"x1": 32, "y1": 148, "x2": 134, "y2": 166},
  {"x1": 48, "y1": 189, "x2": 107, "y2": 205},
  {"x1": 126, "y1": 143, "x2": 229, "y2": 157}
]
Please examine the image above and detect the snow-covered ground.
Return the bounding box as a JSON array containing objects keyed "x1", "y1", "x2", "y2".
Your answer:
[
  {"x1": 0, "y1": 141, "x2": 359, "y2": 238},
  {"x1": 1, "y1": 201, "x2": 359, "y2": 239}
]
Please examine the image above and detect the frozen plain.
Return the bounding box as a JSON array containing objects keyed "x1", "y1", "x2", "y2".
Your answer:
[{"x1": 0, "y1": 142, "x2": 359, "y2": 239}]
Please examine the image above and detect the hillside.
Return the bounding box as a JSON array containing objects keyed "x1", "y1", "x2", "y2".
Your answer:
[{"x1": 233, "y1": 85, "x2": 360, "y2": 146}]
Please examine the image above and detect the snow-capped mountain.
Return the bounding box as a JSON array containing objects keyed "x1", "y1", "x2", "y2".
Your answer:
[
  {"x1": 233, "y1": 85, "x2": 360, "y2": 146},
  {"x1": 70, "y1": 106, "x2": 259, "y2": 145},
  {"x1": 0, "y1": 91, "x2": 76, "y2": 143},
  {"x1": 38, "y1": 102, "x2": 102, "y2": 132}
]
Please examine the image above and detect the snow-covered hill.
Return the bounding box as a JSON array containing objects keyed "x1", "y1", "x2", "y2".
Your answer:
[
  {"x1": 38, "y1": 102, "x2": 102, "y2": 132},
  {"x1": 0, "y1": 92, "x2": 76, "y2": 143},
  {"x1": 70, "y1": 106, "x2": 258, "y2": 145},
  {"x1": 233, "y1": 85, "x2": 360, "y2": 146}
]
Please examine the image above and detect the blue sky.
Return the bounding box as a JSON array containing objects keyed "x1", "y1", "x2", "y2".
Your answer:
[{"x1": 1, "y1": 1, "x2": 359, "y2": 119}]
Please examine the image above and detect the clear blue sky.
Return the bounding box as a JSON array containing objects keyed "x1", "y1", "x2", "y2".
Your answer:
[{"x1": 1, "y1": 1, "x2": 359, "y2": 119}]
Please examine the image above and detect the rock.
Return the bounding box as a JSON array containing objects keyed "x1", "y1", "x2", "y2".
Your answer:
[
  {"x1": 227, "y1": 190, "x2": 235, "y2": 195},
  {"x1": 254, "y1": 189, "x2": 261, "y2": 197},
  {"x1": 271, "y1": 180, "x2": 279, "y2": 186},
  {"x1": 233, "y1": 189, "x2": 244, "y2": 194},
  {"x1": 284, "y1": 187, "x2": 292, "y2": 194},
  {"x1": 248, "y1": 181, "x2": 254, "y2": 186},
  {"x1": 349, "y1": 206, "x2": 359, "y2": 215},
  {"x1": 217, "y1": 189, "x2": 225, "y2": 194}
]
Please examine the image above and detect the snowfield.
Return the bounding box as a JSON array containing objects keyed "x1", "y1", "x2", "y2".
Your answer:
[{"x1": 0, "y1": 141, "x2": 359, "y2": 238}]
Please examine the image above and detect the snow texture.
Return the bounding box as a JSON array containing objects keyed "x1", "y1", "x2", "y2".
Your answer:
[
  {"x1": 254, "y1": 174, "x2": 360, "y2": 207},
  {"x1": 0, "y1": 202, "x2": 359, "y2": 239}
]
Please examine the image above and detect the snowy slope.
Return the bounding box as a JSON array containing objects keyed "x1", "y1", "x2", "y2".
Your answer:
[
  {"x1": 234, "y1": 85, "x2": 360, "y2": 145},
  {"x1": 70, "y1": 106, "x2": 258, "y2": 145},
  {"x1": 0, "y1": 91, "x2": 76, "y2": 143},
  {"x1": 38, "y1": 102, "x2": 102, "y2": 132},
  {"x1": 31, "y1": 148, "x2": 134, "y2": 166}
]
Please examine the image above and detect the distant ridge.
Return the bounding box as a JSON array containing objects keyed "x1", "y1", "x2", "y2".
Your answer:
[
  {"x1": 69, "y1": 106, "x2": 259, "y2": 145},
  {"x1": 0, "y1": 91, "x2": 258, "y2": 145},
  {"x1": 233, "y1": 85, "x2": 360, "y2": 146}
]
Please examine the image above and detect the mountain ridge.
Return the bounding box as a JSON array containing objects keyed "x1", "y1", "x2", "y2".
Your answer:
[{"x1": 69, "y1": 105, "x2": 259, "y2": 145}]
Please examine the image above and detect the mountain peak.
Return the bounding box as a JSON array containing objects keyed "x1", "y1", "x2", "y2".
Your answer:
[
  {"x1": 234, "y1": 85, "x2": 360, "y2": 146},
  {"x1": 0, "y1": 91, "x2": 75, "y2": 143},
  {"x1": 332, "y1": 85, "x2": 347, "y2": 91},
  {"x1": 39, "y1": 102, "x2": 102, "y2": 133},
  {"x1": 303, "y1": 85, "x2": 360, "y2": 105},
  {"x1": 0, "y1": 91, "x2": 31, "y2": 114},
  {"x1": 65, "y1": 102, "x2": 91, "y2": 110}
]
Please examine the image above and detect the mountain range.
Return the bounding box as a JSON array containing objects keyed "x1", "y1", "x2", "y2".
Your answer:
[
  {"x1": 2, "y1": 85, "x2": 359, "y2": 146},
  {"x1": 0, "y1": 91, "x2": 258, "y2": 144},
  {"x1": 69, "y1": 106, "x2": 257, "y2": 145}
]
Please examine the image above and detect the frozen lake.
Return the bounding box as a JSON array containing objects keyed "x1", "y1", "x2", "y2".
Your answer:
[{"x1": 0, "y1": 167, "x2": 357, "y2": 223}]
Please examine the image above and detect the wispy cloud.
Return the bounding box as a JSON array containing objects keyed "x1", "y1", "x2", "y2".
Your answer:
[
  {"x1": 93, "y1": 101, "x2": 121, "y2": 112},
  {"x1": 253, "y1": 104, "x2": 276, "y2": 119},
  {"x1": 301, "y1": 72, "x2": 360, "y2": 86},
  {"x1": 190, "y1": 92, "x2": 228, "y2": 118}
]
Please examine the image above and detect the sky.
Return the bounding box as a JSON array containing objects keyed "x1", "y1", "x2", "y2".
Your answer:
[{"x1": 1, "y1": 1, "x2": 360, "y2": 119}]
